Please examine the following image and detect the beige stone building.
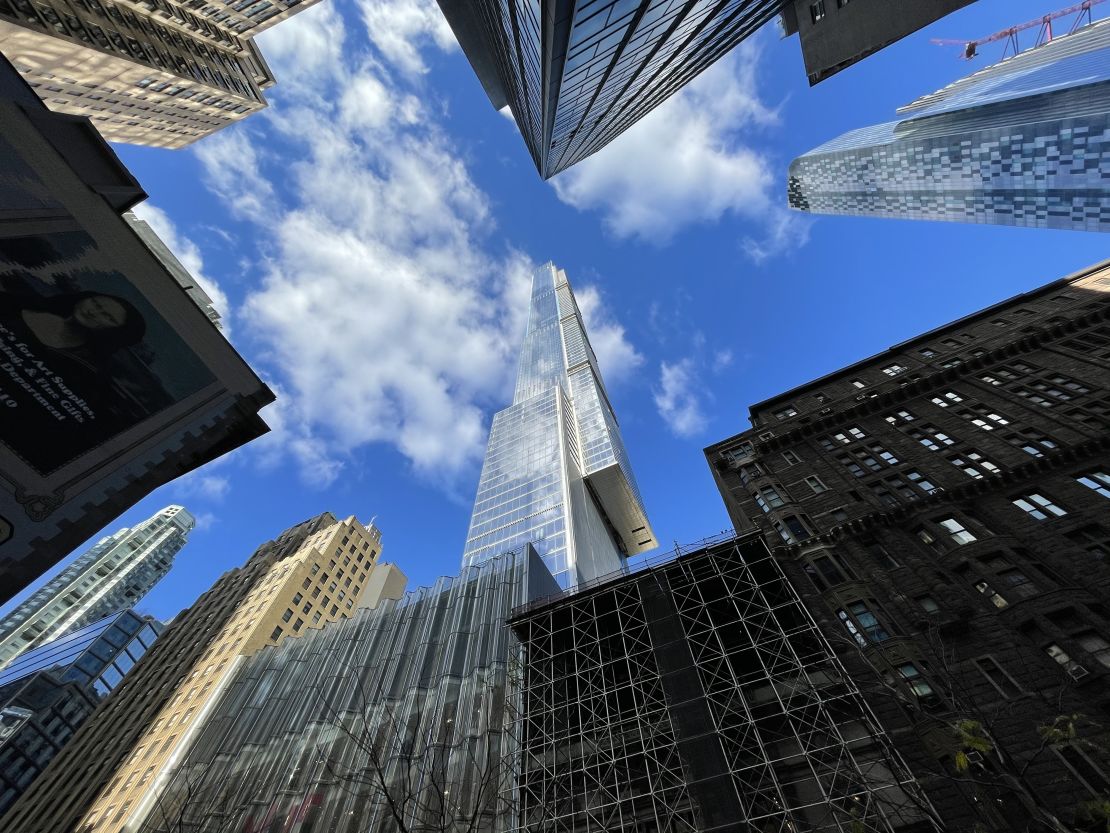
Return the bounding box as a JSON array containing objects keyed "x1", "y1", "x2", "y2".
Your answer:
[
  {"x1": 0, "y1": 0, "x2": 317, "y2": 147},
  {"x1": 75, "y1": 515, "x2": 406, "y2": 833}
]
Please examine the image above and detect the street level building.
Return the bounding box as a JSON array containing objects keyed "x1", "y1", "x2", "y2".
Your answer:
[
  {"x1": 0, "y1": 512, "x2": 402, "y2": 833},
  {"x1": 0, "y1": 0, "x2": 313, "y2": 147},
  {"x1": 510, "y1": 533, "x2": 934, "y2": 833},
  {"x1": 437, "y1": 0, "x2": 785, "y2": 179},
  {"x1": 462, "y1": 262, "x2": 655, "y2": 588},
  {"x1": 788, "y1": 18, "x2": 1110, "y2": 232},
  {"x1": 0, "y1": 609, "x2": 162, "y2": 817},
  {"x1": 779, "y1": 0, "x2": 974, "y2": 86},
  {"x1": 0, "y1": 506, "x2": 191, "y2": 671},
  {"x1": 0, "y1": 55, "x2": 272, "y2": 604},
  {"x1": 706, "y1": 259, "x2": 1110, "y2": 831}
]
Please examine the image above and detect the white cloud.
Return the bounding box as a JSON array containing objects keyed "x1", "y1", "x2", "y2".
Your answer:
[
  {"x1": 574, "y1": 284, "x2": 643, "y2": 385},
  {"x1": 550, "y1": 41, "x2": 805, "y2": 260},
  {"x1": 712, "y1": 349, "x2": 734, "y2": 373},
  {"x1": 173, "y1": 473, "x2": 231, "y2": 501},
  {"x1": 192, "y1": 2, "x2": 636, "y2": 490},
  {"x1": 654, "y1": 359, "x2": 708, "y2": 438},
  {"x1": 356, "y1": 0, "x2": 456, "y2": 76},
  {"x1": 129, "y1": 202, "x2": 232, "y2": 333}
]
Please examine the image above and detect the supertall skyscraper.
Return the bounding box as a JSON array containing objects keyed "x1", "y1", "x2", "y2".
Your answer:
[
  {"x1": 462, "y1": 262, "x2": 655, "y2": 588},
  {"x1": 787, "y1": 18, "x2": 1110, "y2": 233},
  {"x1": 0, "y1": 506, "x2": 193, "y2": 671},
  {"x1": 0, "y1": 0, "x2": 317, "y2": 147},
  {"x1": 436, "y1": 0, "x2": 785, "y2": 179}
]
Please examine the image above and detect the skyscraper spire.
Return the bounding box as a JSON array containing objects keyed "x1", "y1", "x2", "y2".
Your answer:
[{"x1": 462, "y1": 262, "x2": 655, "y2": 588}]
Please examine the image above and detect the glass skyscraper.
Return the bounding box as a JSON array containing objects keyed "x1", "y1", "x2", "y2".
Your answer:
[
  {"x1": 788, "y1": 19, "x2": 1110, "y2": 232},
  {"x1": 462, "y1": 263, "x2": 654, "y2": 589},
  {"x1": 0, "y1": 506, "x2": 192, "y2": 670},
  {"x1": 436, "y1": 0, "x2": 784, "y2": 178}
]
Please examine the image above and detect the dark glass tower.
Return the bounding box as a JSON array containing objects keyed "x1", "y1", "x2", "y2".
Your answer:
[{"x1": 436, "y1": 0, "x2": 785, "y2": 178}]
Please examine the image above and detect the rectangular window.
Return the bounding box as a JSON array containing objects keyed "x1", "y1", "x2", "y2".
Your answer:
[
  {"x1": 292, "y1": 618, "x2": 304, "y2": 631},
  {"x1": 1076, "y1": 632, "x2": 1110, "y2": 669},
  {"x1": 882, "y1": 363, "x2": 907, "y2": 377},
  {"x1": 1046, "y1": 643, "x2": 1087, "y2": 680},
  {"x1": 884, "y1": 409, "x2": 917, "y2": 425},
  {"x1": 1007, "y1": 430, "x2": 1057, "y2": 457},
  {"x1": 868, "y1": 444, "x2": 898, "y2": 465},
  {"x1": 905, "y1": 470, "x2": 937, "y2": 492},
  {"x1": 975, "y1": 580, "x2": 1008, "y2": 608},
  {"x1": 1066, "y1": 524, "x2": 1110, "y2": 558},
  {"x1": 997, "y1": 568, "x2": 1037, "y2": 599},
  {"x1": 938, "y1": 517, "x2": 977, "y2": 545},
  {"x1": 958, "y1": 406, "x2": 1010, "y2": 431},
  {"x1": 755, "y1": 485, "x2": 787, "y2": 513},
  {"x1": 773, "y1": 515, "x2": 811, "y2": 545},
  {"x1": 830, "y1": 426, "x2": 867, "y2": 445},
  {"x1": 292, "y1": 593, "x2": 303, "y2": 605},
  {"x1": 773, "y1": 405, "x2": 798, "y2": 420},
  {"x1": 1077, "y1": 471, "x2": 1110, "y2": 499},
  {"x1": 837, "y1": 600, "x2": 891, "y2": 646},
  {"x1": 931, "y1": 391, "x2": 964, "y2": 408},
  {"x1": 851, "y1": 379, "x2": 866, "y2": 389},
  {"x1": 897, "y1": 662, "x2": 937, "y2": 704},
  {"x1": 281, "y1": 609, "x2": 293, "y2": 622},
  {"x1": 781, "y1": 450, "x2": 802, "y2": 466},
  {"x1": 1012, "y1": 493, "x2": 1067, "y2": 520},
  {"x1": 975, "y1": 657, "x2": 1021, "y2": 698},
  {"x1": 908, "y1": 424, "x2": 955, "y2": 451},
  {"x1": 804, "y1": 475, "x2": 828, "y2": 494},
  {"x1": 301, "y1": 578, "x2": 311, "y2": 589},
  {"x1": 864, "y1": 540, "x2": 899, "y2": 569},
  {"x1": 917, "y1": 595, "x2": 939, "y2": 614},
  {"x1": 948, "y1": 451, "x2": 1000, "y2": 479},
  {"x1": 1056, "y1": 745, "x2": 1110, "y2": 795},
  {"x1": 270, "y1": 626, "x2": 282, "y2": 640},
  {"x1": 918, "y1": 347, "x2": 937, "y2": 358}
]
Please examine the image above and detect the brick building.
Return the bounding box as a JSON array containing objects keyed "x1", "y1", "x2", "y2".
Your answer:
[{"x1": 706, "y1": 259, "x2": 1110, "y2": 831}]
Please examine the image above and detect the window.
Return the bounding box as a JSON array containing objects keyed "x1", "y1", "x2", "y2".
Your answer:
[
  {"x1": 1076, "y1": 632, "x2": 1110, "y2": 669},
  {"x1": 1077, "y1": 471, "x2": 1110, "y2": 499},
  {"x1": 310, "y1": 563, "x2": 320, "y2": 575},
  {"x1": 1007, "y1": 430, "x2": 1057, "y2": 457},
  {"x1": 908, "y1": 424, "x2": 955, "y2": 451},
  {"x1": 882, "y1": 363, "x2": 907, "y2": 377},
  {"x1": 773, "y1": 405, "x2": 798, "y2": 420},
  {"x1": 868, "y1": 444, "x2": 898, "y2": 465},
  {"x1": 885, "y1": 409, "x2": 916, "y2": 424},
  {"x1": 905, "y1": 470, "x2": 937, "y2": 492},
  {"x1": 804, "y1": 554, "x2": 855, "y2": 591},
  {"x1": 738, "y1": 464, "x2": 763, "y2": 487},
  {"x1": 851, "y1": 379, "x2": 867, "y2": 389},
  {"x1": 839, "y1": 455, "x2": 866, "y2": 478},
  {"x1": 997, "y1": 568, "x2": 1037, "y2": 599},
  {"x1": 917, "y1": 595, "x2": 940, "y2": 614},
  {"x1": 292, "y1": 593, "x2": 303, "y2": 605},
  {"x1": 958, "y1": 405, "x2": 1011, "y2": 431},
  {"x1": 1056, "y1": 745, "x2": 1110, "y2": 795},
  {"x1": 931, "y1": 391, "x2": 964, "y2": 408},
  {"x1": 781, "y1": 450, "x2": 802, "y2": 466},
  {"x1": 938, "y1": 517, "x2": 977, "y2": 545},
  {"x1": 754, "y1": 485, "x2": 787, "y2": 513},
  {"x1": 281, "y1": 609, "x2": 293, "y2": 622},
  {"x1": 918, "y1": 347, "x2": 937, "y2": 358},
  {"x1": 269, "y1": 626, "x2": 282, "y2": 640},
  {"x1": 975, "y1": 657, "x2": 1022, "y2": 698},
  {"x1": 897, "y1": 662, "x2": 939, "y2": 705},
  {"x1": 975, "y1": 580, "x2": 1008, "y2": 608},
  {"x1": 837, "y1": 600, "x2": 891, "y2": 646},
  {"x1": 292, "y1": 618, "x2": 304, "y2": 632},
  {"x1": 773, "y1": 515, "x2": 811, "y2": 544},
  {"x1": 1045, "y1": 643, "x2": 1087, "y2": 680},
  {"x1": 1012, "y1": 493, "x2": 1067, "y2": 520},
  {"x1": 804, "y1": 475, "x2": 828, "y2": 494},
  {"x1": 1066, "y1": 524, "x2": 1110, "y2": 558},
  {"x1": 724, "y1": 443, "x2": 754, "y2": 463},
  {"x1": 830, "y1": 426, "x2": 867, "y2": 445},
  {"x1": 301, "y1": 578, "x2": 311, "y2": 589},
  {"x1": 864, "y1": 540, "x2": 899, "y2": 569},
  {"x1": 948, "y1": 451, "x2": 1000, "y2": 479}
]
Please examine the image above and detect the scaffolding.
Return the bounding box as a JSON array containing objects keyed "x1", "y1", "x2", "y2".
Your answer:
[{"x1": 509, "y1": 534, "x2": 939, "y2": 833}]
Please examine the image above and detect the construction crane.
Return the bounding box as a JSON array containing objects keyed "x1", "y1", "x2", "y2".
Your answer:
[{"x1": 932, "y1": 0, "x2": 1106, "y2": 60}]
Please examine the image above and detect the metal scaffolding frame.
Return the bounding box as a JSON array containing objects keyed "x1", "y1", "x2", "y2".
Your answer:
[{"x1": 509, "y1": 534, "x2": 937, "y2": 833}]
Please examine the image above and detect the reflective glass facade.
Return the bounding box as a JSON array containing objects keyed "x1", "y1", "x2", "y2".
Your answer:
[
  {"x1": 438, "y1": 0, "x2": 785, "y2": 178},
  {"x1": 788, "y1": 20, "x2": 1110, "y2": 232},
  {"x1": 0, "y1": 506, "x2": 191, "y2": 671},
  {"x1": 0, "y1": 609, "x2": 161, "y2": 816},
  {"x1": 462, "y1": 263, "x2": 654, "y2": 589},
  {"x1": 133, "y1": 548, "x2": 558, "y2": 833}
]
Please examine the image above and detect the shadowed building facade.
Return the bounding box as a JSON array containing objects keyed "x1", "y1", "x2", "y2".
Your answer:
[
  {"x1": 436, "y1": 0, "x2": 787, "y2": 179},
  {"x1": 788, "y1": 19, "x2": 1110, "y2": 232},
  {"x1": 462, "y1": 262, "x2": 655, "y2": 589},
  {"x1": 706, "y1": 259, "x2": 1110, "y2": 831}
]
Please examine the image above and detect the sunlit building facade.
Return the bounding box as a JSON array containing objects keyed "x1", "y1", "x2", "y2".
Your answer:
[
  {"x1": 0, "y1": 506, "x2": 192, "y2": 671},
  {"x1": 462, "y1": 262, "x2": 655, "y2": 588},
  {"x1": 788, "y1": 19, "x2": 1110, "y2": 232},
  {"x1": 436, "y1": 0, "x2": 785, "y2": 178},
  {"x1": 0, "y1": 0, "x2": 316, "y2": 147}
]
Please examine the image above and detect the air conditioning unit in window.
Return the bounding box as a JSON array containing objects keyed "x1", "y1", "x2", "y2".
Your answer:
[
  {"x1": 1068, "y1": 663, "x2": 1089, "y2": 682},
  {"x1": 854, "y1": 394, "x2": 867, "y2": 402}
]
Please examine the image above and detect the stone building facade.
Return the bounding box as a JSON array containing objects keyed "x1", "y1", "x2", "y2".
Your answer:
[{"x1": 706, "y1": 259, "x2": 1110, "y2": 831}]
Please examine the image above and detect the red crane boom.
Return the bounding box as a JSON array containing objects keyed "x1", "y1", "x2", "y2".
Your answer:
[{"x1": 932, "y1": 0, "x2": 1106, "y2": 59}]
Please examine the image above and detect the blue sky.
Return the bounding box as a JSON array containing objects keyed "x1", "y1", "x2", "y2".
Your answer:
[{"x1": 6, "y1": 0, "x2": 1110, "y2": 624}]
